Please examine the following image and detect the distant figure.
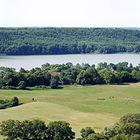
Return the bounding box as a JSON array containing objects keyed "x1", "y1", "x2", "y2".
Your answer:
[{"x1": 32, "y1": 98, "x2": 37, "y2": 102}]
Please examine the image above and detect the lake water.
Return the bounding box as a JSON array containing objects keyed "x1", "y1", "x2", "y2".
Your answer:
[{"x1": 0, "y1": 54, "x2": 140, "y2": 71}]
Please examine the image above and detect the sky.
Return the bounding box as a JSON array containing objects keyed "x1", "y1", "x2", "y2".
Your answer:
[{"x1": 0, "y1": 0, "x2": 140, "y2": 27}]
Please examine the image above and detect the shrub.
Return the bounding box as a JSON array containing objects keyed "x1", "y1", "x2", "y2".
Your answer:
[{"x1": 0, "y1": 97, "x2": 19, "y2": 109}]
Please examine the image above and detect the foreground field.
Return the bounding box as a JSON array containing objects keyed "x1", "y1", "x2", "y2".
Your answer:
[{"x1": 0, "y1": 84, "x2": 140, "y2": 139}]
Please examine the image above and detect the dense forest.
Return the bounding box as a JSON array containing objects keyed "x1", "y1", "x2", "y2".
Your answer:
[
  {"x1": 0, "y1": 62, "x2": 140, "y2": 89},
  {"x1": 0, "y1": 28, "x2": 140, "y2": 55}
]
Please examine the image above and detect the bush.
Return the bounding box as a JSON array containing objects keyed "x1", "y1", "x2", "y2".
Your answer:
[{"x1": 0, "y1": 97, "x2": 19, "y2": 109}]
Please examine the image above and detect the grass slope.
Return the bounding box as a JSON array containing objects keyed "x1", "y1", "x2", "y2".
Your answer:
[{"x1": 0, "y1": 84, "x2": 140, "y2": 139}]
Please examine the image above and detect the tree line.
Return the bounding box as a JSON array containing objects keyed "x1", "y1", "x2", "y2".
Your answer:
[
  {"x1": 0, "y1": 113, "x2": 140, "y2": 140},
  {"x1": 0, "y1": 62, "x2": 140, "y2": 89},
  {"x1": 0, "y1": 28, "x2": 140, "y2": 55}
]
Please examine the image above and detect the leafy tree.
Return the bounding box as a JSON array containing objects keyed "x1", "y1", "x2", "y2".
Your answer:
[
  {"x1": 131, "y1": 70, "x2": 140, "y2": 82},
  {"x1": 102, "y1": 113, "x2": 140, "y2": 139},
  {"x1": 50, "y1": 76, "x2": 61, "y2": 89},
  {"x1": 0, "y1": 120, "x2": 47, "y2": 140},
  {"x1": 76, "y1": 70, "x2": 87, "y2": 85},
  {"x1": 18, "y1": 81, "x2": 26, "y2": 89},
  {"x1": 99, "y1": 69, "x2": 116, "y2": 84},
  {"x1": 102, "y1": 125, "x2": 119, "y2": 139},
  {"x1": 109, "y1": 134, "x2": 129, "y2": 140},
  {"x1": 10, "y1": 96, "x2": 19, "y2": 106},
  {"x1": 119, "y1": 113, "x2": 140, "y2": 126},
  {"x1": 80, "y1": 127, "x2": 95, "y2": 138},
  {"x1": 0, "y1": 120, "x2": 22, "y2": 140},
  {"x1": 47, "y1": 121, "x2": 75, "y2": 140},
  {"x1": 20, "y1": 120, "x2": 47, "y2": 140}
]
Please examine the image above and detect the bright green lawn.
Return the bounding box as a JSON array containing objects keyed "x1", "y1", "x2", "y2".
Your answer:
[{"x1": 0, "y1": 84, "x2": 140, "y2": 139}]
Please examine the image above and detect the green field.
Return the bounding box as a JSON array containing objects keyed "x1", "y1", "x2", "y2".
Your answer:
[{"x1": 0, "y1": 84, "x2": 140, "y2": 139}]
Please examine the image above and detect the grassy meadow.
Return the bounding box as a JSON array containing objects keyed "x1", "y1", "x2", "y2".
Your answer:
[{"x1": 0, "y1": 84, "x2": 140, "y2": 138}]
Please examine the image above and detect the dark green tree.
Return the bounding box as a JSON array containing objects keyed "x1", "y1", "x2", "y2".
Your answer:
[
  {"x1": 47, "y1": 121, "x2": 75, "y2": 140},
  {"x1": 50, "y1": 76, "x2": 61, "y2": 89},
  {"x1": 11, "y1": 96, "x2": 19, "y2": 106},
  {"x1": 0, "y1": 120, "x2": 22, "y2": 140},
  {"x1": 99, "y1": 69, "x2": 116, "y2": 84},
  {"x1": 18, "y1": 81, "x2": 26, "y2": 89},
  {"x1": 80, "y1": 127, "x2": 95, "y2": 138},
  {"x1": 0, "y1": 120, "x2": 47, "y2": 140}
]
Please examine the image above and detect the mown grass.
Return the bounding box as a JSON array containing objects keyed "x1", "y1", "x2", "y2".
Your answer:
[{"x1": 0, "y1": 84, "x2": 140, "y2": 139}]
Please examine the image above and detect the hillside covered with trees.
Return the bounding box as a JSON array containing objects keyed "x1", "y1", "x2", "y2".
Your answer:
[{"x1": 0, "y1": 28, "x2": 140, "y2": 55}]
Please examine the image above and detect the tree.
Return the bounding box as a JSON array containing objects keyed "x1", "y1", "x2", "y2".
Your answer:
[
  {"x1": 119, "y1": 113, "x2": 140, "y2": 126},
  {"x1": 131, "y1": 70, "x2": 140, "y2": 82},
  {"x1": 99, "y1": 69, "x2": 116, "y2": 84},
  {"x1": 76, "y1": 70, "x2": 87, "y2": 85},
  {"x1": 109, "y1": 134, "x2": 129, "y2": 140},
  {"x1": 119, "y1": 71, "x2": 132, "y2": 83},
  {"x1": 76, "y1": 67, "x2": 100, "y2": 85},
  {"x1": 0, "y1": 120, "x2": 22, "y2": 140},
  {"x1": 0, "y1": 120, "x2": 47, "y2": 140},
  {"x1": 102, "y1": 125, "x2": 118, "y2": 138},
  {"x1": 18, "y1": 81, "x2": 26, "y2": 89},
  {"x1": 118, "y1": 113, "x2": 140, "y2": 136},
  {"x1": 11, "y1": 96, "x2": 19, "y2": 106},
  {"x1": 50, "y1": 76, "x2": 61, "y2": 89},
  {"x1": 47, "y1": 121, "x2": 75, "y2": 140},
  {"x1": 20, "y1": 120, "x2": 47, "y2": 140},
  {"x1": 102, "y1": 113, "x2": 140, "y2": 139},
  {"x1": 3, "y1": 71, "x2": 19, "y2": 86},
  {"x1": 80, "y1": 127, "x2": 95, "y2": 138}
]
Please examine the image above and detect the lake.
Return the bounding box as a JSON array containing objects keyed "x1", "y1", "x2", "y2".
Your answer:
[{"x1": 0, "y1": 54, "x2": 140, "y2": 71}]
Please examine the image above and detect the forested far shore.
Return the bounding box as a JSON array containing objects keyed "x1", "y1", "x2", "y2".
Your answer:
[
  {"x1": 0, "y1": 62, "x2": 140, "y2": 89},
  {"x1": 0, "y1": 28, "x2": 140, "y2": 55}
]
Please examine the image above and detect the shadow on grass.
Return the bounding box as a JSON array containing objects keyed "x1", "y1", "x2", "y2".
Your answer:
[{"x1": 51, "y1": 86, "x2": 64, "y2": 90}]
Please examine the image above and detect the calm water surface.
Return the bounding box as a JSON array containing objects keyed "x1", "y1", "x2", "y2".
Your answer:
[{"x1": 0, "y1": 54, "x2": 140, "y2": 71}]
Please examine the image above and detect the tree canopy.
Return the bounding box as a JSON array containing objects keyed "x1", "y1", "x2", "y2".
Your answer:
[
  {"x1": 0, "y1": 62, "x2": 140, "y2": 89},
  {"x1": 1, "y1": 28, "x2": 140, "y2": 55},
  {"x1": 0, "y1": 120, "x2": 75, "y2": 140}
]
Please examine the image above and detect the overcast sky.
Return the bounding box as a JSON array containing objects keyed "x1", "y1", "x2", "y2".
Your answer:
[{"x1": 1, "y1": 0, "x2": 140, "y2": 27}]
